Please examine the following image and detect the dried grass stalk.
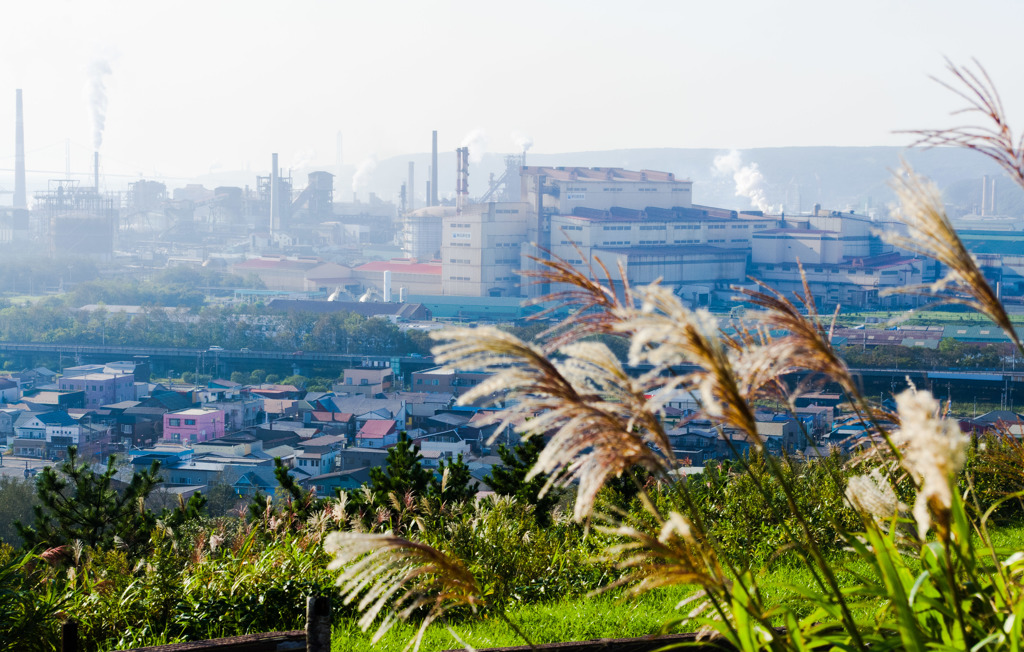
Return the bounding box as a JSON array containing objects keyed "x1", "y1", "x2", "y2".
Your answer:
[{"x1": 325, "y1": 531, "x2": 483, "y2": 652}]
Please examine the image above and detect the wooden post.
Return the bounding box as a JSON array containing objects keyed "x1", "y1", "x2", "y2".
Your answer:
[
  {"x1": 306, "y1": 594, "x2": 331, "y2": 652},
  {"x1": 61, "y1": 619, "x2": 79, "y2": 652}
]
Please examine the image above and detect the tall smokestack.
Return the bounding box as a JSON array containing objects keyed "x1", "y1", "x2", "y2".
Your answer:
[
  {"x1": 982, "y1": 175, "x2": 989, "y2": 216},
  {"x1": 270, "y1": 153, "x2": 279, "y2": 233},
  {"x1": 94, "y1": 151, "x2": 100, "y2": 193},
  {"x1": 991, "y1": 178, "x2": 997, "y2": 215},
  {"x1": 456, "y1": 146, "x2": 469, "y2": 216},
  {"x1": 430, "y1": 130, "x2": 438, "y2": 207},
  {"x1": 407, "y1": 161, "x2": 415, "y2": 212},
  {"x1": 14, "y1": 90, "x2": 25, "y2": 210}
]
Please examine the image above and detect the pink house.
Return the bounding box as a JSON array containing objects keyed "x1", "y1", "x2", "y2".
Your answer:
[
  {"x1": 163, "y1": 408, "x2": 225, "y2": 444},
  {"x1": 354, "y1": 419, "x2": 398, "y2": 448}
]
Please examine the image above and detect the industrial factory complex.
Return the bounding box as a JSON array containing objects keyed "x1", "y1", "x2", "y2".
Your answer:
[{"x1": 1, "y1": 89, "x2": 1022, "y2": 314}]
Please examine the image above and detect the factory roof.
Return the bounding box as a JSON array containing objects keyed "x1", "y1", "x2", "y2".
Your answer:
[
  {"x1": 755, "y1": 228, "x2": 837, "y2": 236},
  {"x1": 234, "y1": 257, "x2": 322, "y2": 271},
  {"x1": 354, "y1": 260, "x2": 442, "y2": 275},
  {"x1": 566, "y1": 205, "x2": 734, "y2": 223},
  {"x1": 521, "y1": 166, "x2": 687, "y2": 183},
  {"x1": 591, "y1": 244, "x2": 748, "y2": 258}
]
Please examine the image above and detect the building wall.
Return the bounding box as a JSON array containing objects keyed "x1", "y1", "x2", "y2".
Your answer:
[
  {"x1": 59, "y1": 373, "x2": 135, "y2": 409},
  {"x1": 441, "y1": 202, "x2": 530, "y2": 297},
  {"x1": 163, "y1": 409, "x2": 225, "y2": 444}
]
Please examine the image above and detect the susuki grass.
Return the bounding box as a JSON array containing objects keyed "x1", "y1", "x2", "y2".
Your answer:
[{"x1": 323, "y1": 60, "x2": 1024, "y2": 652}]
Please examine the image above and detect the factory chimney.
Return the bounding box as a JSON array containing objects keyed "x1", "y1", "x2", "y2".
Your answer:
[
  {"x1": 407, "y1": 161, "x2": 415, "y2": 212},
  {"x1": 94, "y1": 151, "x2": 100, "y2": 193},
  {"x1": 982, "y1": 175, "x2": 989, "y2": 216},
  {"x1": 430, "y1": 130, "x2": 438, "y2": 207},
  {"x1": 13, "y1": 90, "x2": 25, "y2": 210},
  {"x1": 455, "y1": 146, "x2": 469, "y2": 217},
  {"x1": 270, "y1": 153, "x2": 279, "y2": 233},
  {"x1": 991, "y1": 177, "x2": 997, "y2": 215}
]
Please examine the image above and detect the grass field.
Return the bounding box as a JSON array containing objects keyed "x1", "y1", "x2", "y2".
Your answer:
[{"x1": 331, "y1": 522, "x2": 1024, "y2": 652}]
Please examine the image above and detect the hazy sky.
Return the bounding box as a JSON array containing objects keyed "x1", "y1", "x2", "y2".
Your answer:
[{"x1": 0, "y1": 0, "x2": 1021, "y2": 184}]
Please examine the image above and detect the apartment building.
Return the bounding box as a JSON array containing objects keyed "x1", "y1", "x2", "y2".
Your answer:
[{"x1": 59, "y1": 373, "x2": 135, "y2": 409}]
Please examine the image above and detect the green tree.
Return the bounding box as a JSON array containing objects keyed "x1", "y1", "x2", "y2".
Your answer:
[
  {"x1": 248, "y1": 458, "x2": 320, "y2": 523},
  {"x1": 484, "y1": 437, "x2": 561, "y2": 527},
  {"x1": 367, "y1": 433, "x2": 433, "y2": 500},
  {"x1": 16, "y1": 447, "x2": 162, "y2": 557},
  {"x1": 429, "y1": 453, "x2": 479, "y2": 504},
  {"x1": 0, "y1": 477, "x2": 38, "y2": 546},
  {"x1": 230, "y1": 371, "x2": 246, "y2": 384}
]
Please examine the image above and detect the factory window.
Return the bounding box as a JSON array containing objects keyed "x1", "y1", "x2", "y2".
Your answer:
[
  {"x1": 495, "y1": 209, "x2": 520, "y2": 214},
  {"x1": 569, "y1": 259, "x2": 583, "y2": 265},
  {"x1": 448, "y1": 276, "x2": 471, "y2": 281},
  {"x1": 602, "y1": 225, "x2": 631, "y2": 231},
  {"x1": 734, "y1": 224, "x2": 749, "y2": 229},
  {"x1": 815, "y1": 267, "x2": 824, "y2": 273},
  {"x1": 566, "y1": 186, "x2": 587, "y2": 192},
  {"x1": 708, "y1": 224, "x2": 726, "y2": 230},
  {"x1": 731, "y1": 238, "x2": 747, "y2": 242},
  {"x1": 754, "y1": 224, "x2": 768, "y2": 229},
  {"x1": 602, "y1": 187, "x2": 623, "y2": 192},
  {"x1": 169, "y1": 419, "x2": 181, "y2": 427},
  {"x1": 451, "y1": 242, "x2": 470, "y2": 247},
  {"x1": 639, "y1": 225, "x2": 666, "y2": 230},
  {"x1": 449, "y1": 259, "x2": 470, "y2": 264},
  {"x1": 638, "y1": 187, "x2": 658, "y2": 192},
  {"x1": 708, "y1": 239, "x2": 725, "y2": 243},
  {"x1": 185, "y1": 419, "x2": 196, "y2": 426}
]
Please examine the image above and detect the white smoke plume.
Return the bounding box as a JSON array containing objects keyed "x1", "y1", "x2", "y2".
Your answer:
[
  {"x1": 510, "y1": 130, "x2": 534, "y2": 153},
  {"x1": 460, "y1": 129, "x2": 487, "y2": 163},
  {"x1": 713, "y1": 149, "x2": 771, "y2": 212},
  {"x1": 352, "y1": 156, "x2": 377, "y2": 194},
  {"x1": 87, "y1": 59, "x2": 113, "y2": 150},
  {"x1": 288, "y1": 148, "x2": 316, "y2": 172}
]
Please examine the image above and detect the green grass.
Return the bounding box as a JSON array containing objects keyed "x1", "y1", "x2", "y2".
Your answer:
[{"x1": 331, "y1": 521, "x2": 1024, "y2": 652}]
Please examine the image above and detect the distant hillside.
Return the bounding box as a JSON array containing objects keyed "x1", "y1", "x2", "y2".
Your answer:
[{"x1": 360, "y1": 146, "x2": 1023, "y2": 219}]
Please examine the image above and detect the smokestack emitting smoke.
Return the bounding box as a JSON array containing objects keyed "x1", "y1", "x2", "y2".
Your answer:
[
  {"x1": 14, "y1": 90, "x2": 25, "y2": 210},
  {"x1": 431, "y1": 131, "x2": 438, "y2": 207},
  {"x1": 460, "y1": 129, "x2": 487, "y2": 164},
  {"x1": 352, "y1": 157, "x2": 377, "y2": 198},
  {"x1": 94, "y1": 151, "x2": 99, "y2": 192},
  {"x1": 510, "y1": 131, "x2": 533, "y2": 154},
  {"x1": 713, "y1": 150, "x2": 772, "y2": 213},
  {"x1": 88, "y1": 59, "x2": 112, "y2": 151}
]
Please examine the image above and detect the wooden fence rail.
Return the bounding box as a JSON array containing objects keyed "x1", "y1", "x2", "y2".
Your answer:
[{"x1": 61, "y1": 596, "x2": 331, "y2": 652}]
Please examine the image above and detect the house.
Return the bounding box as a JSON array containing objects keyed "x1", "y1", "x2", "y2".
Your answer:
[
  {"x1": 12, "y1": 411, "x2": 48, "y2": 457},
  {"x1": 163, "y1": 408, "x2": 226, "y2": 444},
  {"x1": 0, "y1": 408, "x2": 20, "y2": 445},
  {"x1": 202, "y1": 392, "x2": 263, "y2": 431},
  {"x1": 355, "y1": 419, "x2": 398, "y2": 448},
  {"x1": 118, "y1": 406, "x2": 167, "y2": 448},
  {"x1": 330, "y1": 396, "x2": 408, "y2": 431},
  {"x1": 36, "y1": 412, "x2": 82, "y2": 459},
  {"x1": 307, "y1": 411, "x2": 357, "y2": 441},
  {"x1": 335, "y1": 368, "x2": 395, "y2": 397},
  {"x1": 0, "y1": 377, "x2": 20, "y2": 403},
  {"x1": 21, "y1": 389, "x2": 85, "y2": 410},
  {"x1": 58, "y1": 373, "x2": 136, "y2": 409},
  {"x1": 300, "y1": 467, "x2": 372, "y2": 497},
  {"x1": 337, "y1": 446, "x2": 390, "y2": 471}
]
